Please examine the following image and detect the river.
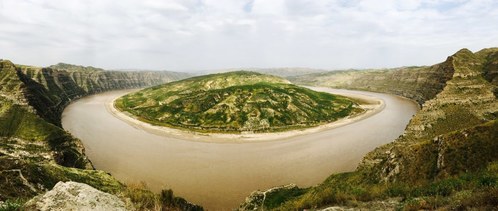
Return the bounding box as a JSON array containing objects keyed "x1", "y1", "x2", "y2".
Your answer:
[{"x1": 61, "y1": 87, "x2": 418, "y2": 210}]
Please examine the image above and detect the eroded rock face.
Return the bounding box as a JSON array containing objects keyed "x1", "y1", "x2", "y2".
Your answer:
[
  {"x1": 24, "y1": 181, "x2": 129, "y2": 211},
  {"x1": 288, "y1": 62, "x2": 455, "y2": 106},
  {"x1": 358, "y1": 48, "x2": 498, "y2": 183},
  {"x1": 18, "y1": 64, "x2": 191, "y2": 126}
]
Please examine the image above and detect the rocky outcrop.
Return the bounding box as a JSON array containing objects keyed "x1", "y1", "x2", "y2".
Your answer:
[
  {"x1": 238, "y1": 184, "x2": 300, "y2": 211},
  {"x1": 24, "y1": 181, "x2": 129, "y2": 211},
  {"x1": 318, "y1": 198, "x2": 401, "y2": 211}
]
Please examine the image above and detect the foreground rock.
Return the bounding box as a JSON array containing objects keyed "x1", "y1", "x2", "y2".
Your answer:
[
  {"x1": 238, "y1": 184, "x2": 301, "y2": 210},
  {"x1": 24, "y1": 181, "x2": 129, "y2": 211}
]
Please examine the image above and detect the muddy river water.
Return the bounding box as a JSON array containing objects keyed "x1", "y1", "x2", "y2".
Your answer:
[{"x1": 62, "y1": 87, "x2": 418, "y2": 210}]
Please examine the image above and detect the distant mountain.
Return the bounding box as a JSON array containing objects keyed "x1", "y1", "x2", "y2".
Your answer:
[
  {"x1": 115, "y1": 71, "x2": 363, "y2": 133},
  {"x1": 287, "y1": 66, "x2": 445, "y2": 105},
  {"x1": 203, "y1": 67, "x2": 327, "y2": 77},
  {"x1": 49, "y1": 62, "x2": 104, "y2": 72}
]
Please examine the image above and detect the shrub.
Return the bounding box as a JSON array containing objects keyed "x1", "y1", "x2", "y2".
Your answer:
[{"x1": 0, "y1": 199, "x2": 24, "y2": 211}]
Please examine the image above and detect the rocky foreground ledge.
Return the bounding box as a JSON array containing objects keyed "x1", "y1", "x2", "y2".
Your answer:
[{"x1": 24, "y1": 181, "x2": 129, "y2": 211}]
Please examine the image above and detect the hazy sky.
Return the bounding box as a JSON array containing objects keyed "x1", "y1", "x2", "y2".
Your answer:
[{"x1": 1, "y1": 0, "x2": 497, "y2": 71}]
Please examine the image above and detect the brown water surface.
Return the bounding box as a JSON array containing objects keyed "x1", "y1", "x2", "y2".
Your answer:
[{"x1": 61, "y1": 88, "x2": 418, "y2": 210}]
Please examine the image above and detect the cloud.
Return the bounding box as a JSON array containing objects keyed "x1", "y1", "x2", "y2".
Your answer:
[{"x1": 0, "y1": 0, "x2": 497, "y2": 70}]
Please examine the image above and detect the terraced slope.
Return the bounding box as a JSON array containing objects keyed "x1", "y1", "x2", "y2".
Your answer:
[
  {"x1": 240, "y1": 48, "x2": 498, "y2": 210},
  {"x1": 116, "y1": 71, "x2": 363, "y2": 133}
]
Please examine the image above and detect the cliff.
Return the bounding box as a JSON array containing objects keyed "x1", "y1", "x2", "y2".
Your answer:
[
  {"x1": 288, "y1": 64, "x2": 455, "y2": 105},
  {"x1": 0, "y1": 60, "x2": 201, "y2": 210},
  {"x1": 360, "y1": 48, "x2": 498, "y2": 183},
  {"x1": 18, "y1": 64, "x2": 190, "y2": 126},
  {"x1": 241, "y1": 48, "x2": 498, "y2": 210}
]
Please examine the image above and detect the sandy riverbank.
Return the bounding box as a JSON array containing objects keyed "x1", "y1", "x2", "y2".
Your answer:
[{"x1": 106, "y1": 87, "x2": 385, "y2": 143}]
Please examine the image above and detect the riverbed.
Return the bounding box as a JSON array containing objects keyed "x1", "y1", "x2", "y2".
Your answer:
[{"x1": 62, "y1": 87, "x2": 418, "y2": 210}]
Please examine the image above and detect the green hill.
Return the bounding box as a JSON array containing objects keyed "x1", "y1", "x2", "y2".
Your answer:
[{"x1": 115, "y1": 71, "x2": 364, "y2": 133}]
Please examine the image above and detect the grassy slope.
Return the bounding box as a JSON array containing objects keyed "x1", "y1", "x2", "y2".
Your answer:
[
  {"x1": 0, "y1": 60, "x2": 202, "y2": 210},
  {"x1": 116, "y1": 71, "x2": 363, "y2": 133},
  {"x1": 250, "y1": 48, "x2": 498, "y2": 210}
]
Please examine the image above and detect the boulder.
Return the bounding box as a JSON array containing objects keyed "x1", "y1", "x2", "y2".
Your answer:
[{"x1": 24, "y1": 181, "x2": 129, "y2": 211}]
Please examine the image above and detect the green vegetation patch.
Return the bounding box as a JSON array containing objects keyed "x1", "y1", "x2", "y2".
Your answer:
[
  {"x1": 115, "y1": 71, "x2": 363, "y2": 133},
  {"x1": 267, "y1": 161, "x2": 498, "y2": 210}
]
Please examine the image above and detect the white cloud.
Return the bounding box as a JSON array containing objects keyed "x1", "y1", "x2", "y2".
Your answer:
[{"x1": 0, "y1": 0, "x2": 497, "y2": 70}]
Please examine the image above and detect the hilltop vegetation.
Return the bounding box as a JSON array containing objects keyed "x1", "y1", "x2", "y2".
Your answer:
[
  {"x1": 115, "y1": 71, "x2": 364, "y2": 133},
  {"x1": 240, "y1": 48, "x2": 498, "y2": 210}
]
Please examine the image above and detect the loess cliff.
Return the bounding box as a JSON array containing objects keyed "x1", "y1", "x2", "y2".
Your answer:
[
  {"x1": 288, "y1": 65, "x2": 455, "y2": 105},
  {"x1": 0, "y1": 60, "x2": 201, "y2": 210},
  {"x1": 18, "y1": 63, "x2": 190, "y2": 126},
  {"x1": 240, "y1": 48, "x2": 498, "y2": 210}
]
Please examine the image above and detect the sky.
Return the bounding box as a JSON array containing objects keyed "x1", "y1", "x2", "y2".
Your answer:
[{"x1": 0, "y1": 0, "x2": 497, "y2": 71}]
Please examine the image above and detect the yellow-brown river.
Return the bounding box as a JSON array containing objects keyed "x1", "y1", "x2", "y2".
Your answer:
[{"x1": 62, "y1": 87, "x2": 418, "y2": 210}]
